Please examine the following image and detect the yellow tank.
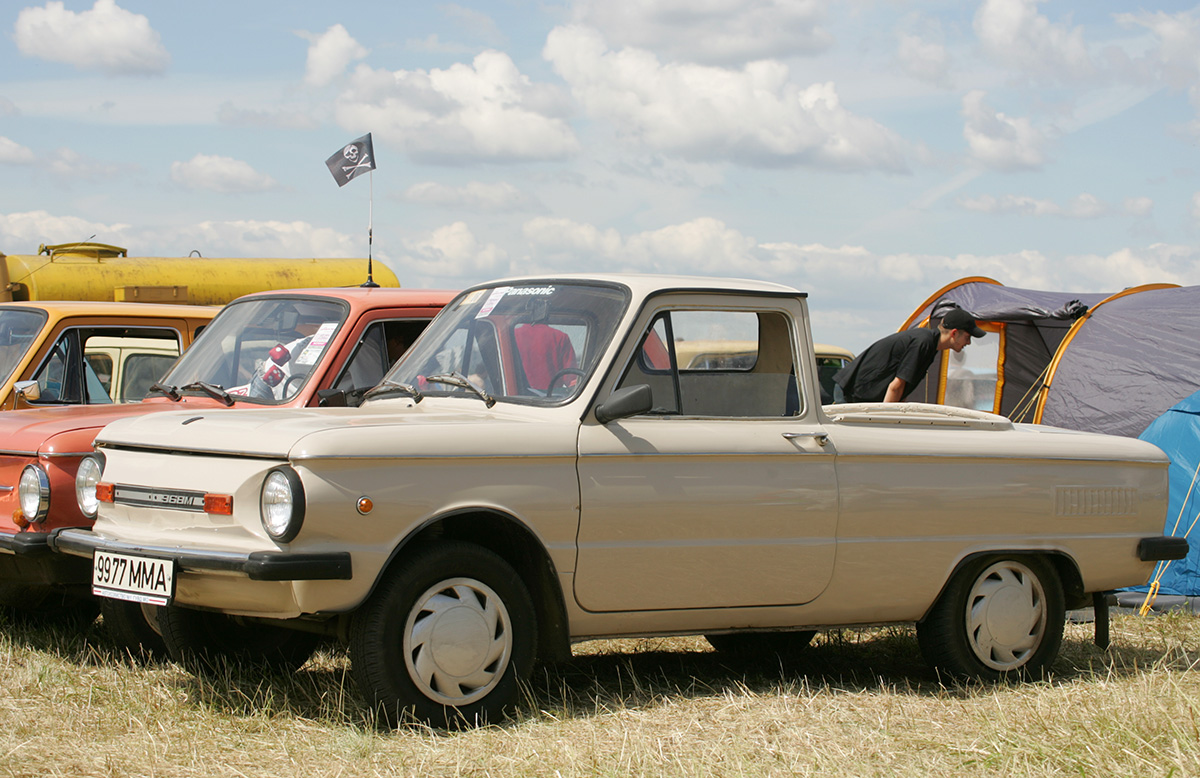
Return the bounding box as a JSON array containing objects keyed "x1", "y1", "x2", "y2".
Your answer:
[{"x1": 0, "y1": 242, "x2": 399, "y2": 305}]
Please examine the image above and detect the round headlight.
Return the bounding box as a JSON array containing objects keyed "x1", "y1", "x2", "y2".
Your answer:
[
  {"x1": 75, "y1": 454, "x2": 105, "y2": 518},
  {"x1": 18, "y1": 465, "x2": 50, "y2": 523},
  {"x1": 260, "y1": 467, "x2": 305, "y2": 542}
]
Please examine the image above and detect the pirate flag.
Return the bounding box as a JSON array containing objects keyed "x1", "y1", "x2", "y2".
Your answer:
[{"x1": 325, "y1": 133, "x2": 376, "y2": 187}]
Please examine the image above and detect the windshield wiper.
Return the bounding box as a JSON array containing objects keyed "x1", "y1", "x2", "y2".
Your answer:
[
  {"x1": 179, "y1": 381, "x2": 235, "y2": 407},
  {"x1": 363, "y1": 380, "x2": 423, "y2": 403},
  {"x1": 426, "y1": 372, "x2": 495, "y2": 408},
  {"x1": 147, "y1": 382, "x2": 181, "y2": 401}
]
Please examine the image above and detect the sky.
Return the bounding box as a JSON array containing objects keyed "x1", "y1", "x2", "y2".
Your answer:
[{"x1": 2, "y1": 0, "x2": 1200, "y2": 352}]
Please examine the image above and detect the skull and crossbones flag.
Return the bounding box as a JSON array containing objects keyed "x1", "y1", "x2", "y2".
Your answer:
[{"x1": 325, "y1": 133, "x2": 376, "y2": 187}]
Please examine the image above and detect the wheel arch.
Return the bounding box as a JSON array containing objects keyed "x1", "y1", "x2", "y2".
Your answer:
[
  {"x1": 918, "y1": 549, "x2": 1086, "y2": 622},
  {"x1": 373, "y1": 507, "x2": 572, "y2": 663}
]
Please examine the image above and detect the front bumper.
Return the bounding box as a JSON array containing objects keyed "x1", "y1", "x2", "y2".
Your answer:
[{"x1": 49, "y1": 528, "x2": 352, "y2": 582}]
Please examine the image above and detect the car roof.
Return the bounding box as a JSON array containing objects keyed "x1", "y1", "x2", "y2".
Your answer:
[
  {"x1": 462, "y1": 273, "x2": 802, "y2": 298},
  {"x1": 231, "y1": 287, "x2": 458, "y2": 313},
  {"x1": 0, "y1": 300, "x2": 219, "y2": 318}
]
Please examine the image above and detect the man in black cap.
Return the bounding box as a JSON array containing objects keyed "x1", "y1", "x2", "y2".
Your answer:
[{"x1": 833, "y1": 309, "x2": 986, "y2": 404}]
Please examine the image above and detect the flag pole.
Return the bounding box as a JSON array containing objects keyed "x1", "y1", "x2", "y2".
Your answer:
[{"x1": 363, "y1": 169, "x2": 378, "y2": 287}]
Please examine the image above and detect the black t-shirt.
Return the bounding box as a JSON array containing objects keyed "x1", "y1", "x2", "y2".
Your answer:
[{"x1": 834, "y1": 328, "x2": 939, "y2": 403}]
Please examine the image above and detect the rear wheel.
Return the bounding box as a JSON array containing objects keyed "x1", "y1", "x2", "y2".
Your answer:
[
  {"x1": 705, "y1": 631, "x2": 815, "y2": 656},
  {"x1": 350, "y1": 541, "x2": 536, "y2": 728},
  {"x1": 917, "y1": 555, "x2": 1064, "y2": 681},
  {"x1": 157, "y1": 605, "x2": 320, "y2": 674}
]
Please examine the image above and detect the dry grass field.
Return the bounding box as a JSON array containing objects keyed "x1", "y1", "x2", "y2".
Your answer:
[{"x1": 0, "y1": 608, "x2": 1197, "y2": 777}]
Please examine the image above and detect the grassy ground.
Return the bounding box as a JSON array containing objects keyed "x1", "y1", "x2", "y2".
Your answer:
[{"x1": 0, "y1": 610, "x2": 1196, "y2": 777}]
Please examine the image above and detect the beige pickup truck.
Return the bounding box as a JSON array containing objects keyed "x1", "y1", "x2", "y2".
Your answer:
[{"x1": 55, "y1": 274, "x2": 1183, "y2": 727}]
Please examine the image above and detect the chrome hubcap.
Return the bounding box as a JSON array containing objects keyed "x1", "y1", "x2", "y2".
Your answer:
[
  {"x1": 404, "y1": 577, "x2": 512, "y2": 706},
  {"x1": 966, "y1": 560, "x2": 1046, "y2": 671}
]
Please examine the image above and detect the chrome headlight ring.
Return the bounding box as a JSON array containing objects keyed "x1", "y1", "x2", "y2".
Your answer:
[
  {"x1": 18, "y1": 464, "x2": 51, "y2": 524},
  {"x1": 75, "y1": 453, "x2": 105, "y2": 518},
  {"x1": 260, "y1": 467, "x2": 306, "y2": 543}
]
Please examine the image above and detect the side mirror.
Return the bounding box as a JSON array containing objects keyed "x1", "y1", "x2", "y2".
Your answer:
[
  {"x1": 13, "y1": 380, "x2": 40, "y2": 403},
  {"x1": 595, "y1": 384, "x2": 652, "y2": 424}
]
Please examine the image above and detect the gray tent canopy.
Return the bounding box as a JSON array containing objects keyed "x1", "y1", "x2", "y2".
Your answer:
[{"x1": 900, "y1": 277, "x2": 1191, "y2": 437}]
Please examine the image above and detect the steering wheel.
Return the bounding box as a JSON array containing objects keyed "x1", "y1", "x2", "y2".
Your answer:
[
  {"x1": 545, "y1": 368, "x2": 586, "y2": 397},
  {"x1": 282, "y1": 374, "x2": 306, "y2": 399}
]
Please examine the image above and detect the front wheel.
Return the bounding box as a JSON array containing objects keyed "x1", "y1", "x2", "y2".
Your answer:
[
  {"x1": 350, "y1": 541, "x2": 536, "y2": 728},
  {"x1": 917, "y1": 555, "x2": 1064, "y2": 681}
]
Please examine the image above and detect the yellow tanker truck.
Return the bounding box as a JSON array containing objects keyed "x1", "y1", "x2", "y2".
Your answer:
[{"x1": 0, "y1": 242, "x2": 398, "y2": 305}]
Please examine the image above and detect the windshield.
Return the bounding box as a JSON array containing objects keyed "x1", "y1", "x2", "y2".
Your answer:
[
  {"x1": 0, "y1": 308, "x2": 48, "y2": 387},
  {"x1": 158, "y1": 297, "x2": 347, "y2": 404},
  {"x1": 386, "y1": 282, "x2": 628, "y2": 405}
]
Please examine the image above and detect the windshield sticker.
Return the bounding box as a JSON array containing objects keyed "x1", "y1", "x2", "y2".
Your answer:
[
  {"x1": 506, "y1": 285, "x2": 556, "y2": 297},
  {"x1": 476, "y1": 287, "x2": 511, "y2": 319},
  {"x1": 461, "y1": 289, "x2": 486, "y2": 305},
  {"x1": 296, "y1": 322, "x2": 337, "y2": 365}
]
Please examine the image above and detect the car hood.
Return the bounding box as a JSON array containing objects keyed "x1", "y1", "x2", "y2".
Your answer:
[
  {"x1": 0, "y1": 397, "x2": 241, "y2": 455},
  {"x1": 95, "y1": 400, "x2": 573, "y2": 459}
]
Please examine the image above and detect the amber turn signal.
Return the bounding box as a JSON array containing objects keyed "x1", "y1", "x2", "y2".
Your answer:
[
  {"x1": 356, "y1": 497, "x2": 373, "y2": 515},
  {"x1": 96, "y1": 483, "x2": 115, "y2": 503},
  {"x1": 12, "y1": 511, "x2": 27, "y2": 529},
  {"x1": 204, "y1": 494, "x2": 234, "y2": 515}
]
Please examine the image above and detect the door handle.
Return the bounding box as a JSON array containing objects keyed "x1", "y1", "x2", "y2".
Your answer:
[{"x1": 782, "y1": 431, "x2": 829, "y2": 447}]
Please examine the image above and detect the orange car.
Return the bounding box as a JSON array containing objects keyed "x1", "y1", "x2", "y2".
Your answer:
[{"x1": 0, "y1": 288, "x2": 453, "y2": 628}]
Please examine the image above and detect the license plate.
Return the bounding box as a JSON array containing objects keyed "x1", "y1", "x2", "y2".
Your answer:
[{"x1": 92, "y1": 550, "x2": 175, "y2": 606}]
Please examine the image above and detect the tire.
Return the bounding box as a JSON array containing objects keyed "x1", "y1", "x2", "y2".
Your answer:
[
  {"x1": 156, "y1": 605, "x2": 320, "y2": 675},
  {"x1": 100, "y1": 600, "x2": 165, "y2": 658},
  {"x1": 350, "y1": 541, "x2": 536, "y2": 728},
  {"x1": 917, "y1": 555, "x2": 1065, "y2": 681},
  {"x1": 705, "y1": 631, "x2": 815, "y2": 656}
]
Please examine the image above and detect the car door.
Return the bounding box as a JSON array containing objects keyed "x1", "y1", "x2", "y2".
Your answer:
[{"x1": 574, "y1": 297, "x2": 839, "y2": 612}]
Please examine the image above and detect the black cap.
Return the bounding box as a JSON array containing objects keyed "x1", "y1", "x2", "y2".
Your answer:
[{"x1": 942, "y1": 309, "x2": 986, "y2": 338}]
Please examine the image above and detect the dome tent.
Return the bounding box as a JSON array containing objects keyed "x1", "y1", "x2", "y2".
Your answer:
[
  {"x1": 899, "y1": 277, "x2": 1196, "y2": 438},
  {"x1": 1134, "y1": 391, "x2": 1200, "y2": 597}
]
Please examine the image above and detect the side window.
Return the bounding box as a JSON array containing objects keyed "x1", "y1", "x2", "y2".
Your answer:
[
  {"x1": 32, "y1": 327, "x2": 181, "y2": 405},
  {"x1": 335, "y1": 319, "x2": 431, "y2": 392},
  {"x1": 616, "y1": 309, "x2": 799, "y2": 418},
  {"x1": 86, "y1": 354, "x2": 114, "y2": 397},
  {"x1": 33, "y1": 335, "x2": 76, "y2": 403},
  {"x1": 120, "y1": 354, "x2": 177, "y2": 401}
]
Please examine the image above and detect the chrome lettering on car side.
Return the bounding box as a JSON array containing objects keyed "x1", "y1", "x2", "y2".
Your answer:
[{"x1": 113, "y1": 485, "x2": 206, "y2": 511}]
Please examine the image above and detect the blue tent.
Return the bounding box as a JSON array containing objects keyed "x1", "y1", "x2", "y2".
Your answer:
[{"x1": 1137, "y1": 391, "x2": 1200, "y2": 596}]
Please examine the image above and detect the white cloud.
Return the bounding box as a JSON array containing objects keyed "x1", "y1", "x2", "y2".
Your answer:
[
  {"x1": 164, "y1": 220, "x2": 359, "y2": 259},
  {"x1": 299, "y1": 24, "x2": 368, "y2": 88},
  {"x1": 571, "y1": 0, "x2": 832, "y2": 65},
  {"x1": 43, "y1": 147, "x2": 125, "y2": 180},
  {"x1": 14, "y1": 0, "x2": 169, "y2": 75},
  {"x1": 0, "y1": 210, "x2": 134, "y2": 249},
  {"x1": 958, "y1": 192, "x2": 1109, "y2": 218},
  {"x1": 962, "y1": 90, "x2": 1047, "y2": 171},
  {"x1": 544, "y1": 25, "x2": 908, "y2": 171},
  {"x1": 0, "y1": 137, "x2": 35, "y2": 165},
  {"x1": 388, "y1": 222, "x2": 507, "y2": 285},
  {"x1": 169, "y1": 154, "x2": 279, "y2": 193},
  {"x1": 401, "y1": 181, "x2": 541, "y2": 213},
  {"x1": 896, "y1": 32, "x2": 950, "y2": 87},
  {"x1": 973, "y1": 0, "x2": 1095, "y2": 82},
  {"x1": 0, "y1": 97, "x2": 17, "y2": 117},
  {"x1": 1124, "y1": 197, "x2": 1154, "y2": 217},
  {"x1": 334, "y1": 52, "x2": 580, "y2": 163}
]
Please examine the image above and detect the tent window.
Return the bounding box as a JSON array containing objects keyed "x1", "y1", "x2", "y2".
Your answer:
[{"x1": 941, "y1": 323, "x2": 1003, "y2": 413}]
